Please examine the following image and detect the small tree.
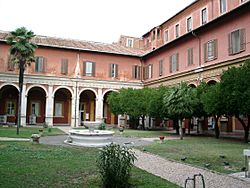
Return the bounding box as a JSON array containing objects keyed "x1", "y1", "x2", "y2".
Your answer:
[
  {"x1": 6, "y1": 27, "x2": 37, "y2": 134},
  {"x1": 163, "y1": 83, "x2": 197, "y2": 139},
  {"x1": 201, "y1": 83, "x2": 224, "y2": 138},
  {"x1": 97, "y1": 144, "x2": 136, "y2": 188}
]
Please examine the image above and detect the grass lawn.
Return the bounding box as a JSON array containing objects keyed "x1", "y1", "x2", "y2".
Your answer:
[
  {"x1": 112, "y1": 128, "x2": 173, "y2": 138},
  {"x1": 0, "y1": 142, "x2": 178, "y2": 188},
  {"x1": 139, "y1": 136, "x2": 249, "y2": 174},
  {"x1": 0, "y1": 127, "x2": 65, "y2": 138}
]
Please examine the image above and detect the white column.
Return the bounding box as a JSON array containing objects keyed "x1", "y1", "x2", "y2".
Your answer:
[
  {"x1": 71, "y1": 82, "x2": 79, "y2": 127},
  {"x1": 20, "y1": 84, "x2": 27, "y2": 127},
  {"x1": 95, "y1": 88, "x2": 104, "y2": 122},
  {"x1": 45, "y1": 85, "x2": 54, "y2": 127}
]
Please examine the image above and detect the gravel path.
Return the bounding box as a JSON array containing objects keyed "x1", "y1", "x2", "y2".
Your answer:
[{"x1": 133, "y1": 149, "x2": 250, "y2": 188}]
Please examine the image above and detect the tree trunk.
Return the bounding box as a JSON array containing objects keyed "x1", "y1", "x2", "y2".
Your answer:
[
  {"x1": 174, "y1": 119, "x2": 179, "y2": 135},
  {"x1": 214, "y1": 116, "x2": 220, "y2": 139},
  {"x1": 17, "y1": 59, "x2": 25, "y2": 135},
  {"x1": 236, "y1": 115, "x2": 249, "y2": 143},
  {"x1": 141, "y1": 115, "x2": 145, "y2": 130},
  {"x1": 178, "y1": 119, "x2": 183, "y2": 140}
]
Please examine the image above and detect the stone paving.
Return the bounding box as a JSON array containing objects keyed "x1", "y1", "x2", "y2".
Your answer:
[{"x1": 133, "y1": 149, "x2": 250, "y2": 188}]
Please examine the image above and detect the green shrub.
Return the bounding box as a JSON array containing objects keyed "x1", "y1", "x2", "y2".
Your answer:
[
  {"x1": 98, "y1": 122, "x2": 106, "y2": 130},
  {"x1": 97, "y1": 143, "x2": 136, "y2": 188}
]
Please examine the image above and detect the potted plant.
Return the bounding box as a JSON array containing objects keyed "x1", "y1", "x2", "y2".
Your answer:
[{"x1": 159, "y1": 136, "x2": 165, "y2": 144}]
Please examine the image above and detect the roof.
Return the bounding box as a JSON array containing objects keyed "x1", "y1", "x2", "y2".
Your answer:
[{"x1": 0, "y1": 31, "x2": 146, "y2": 57}]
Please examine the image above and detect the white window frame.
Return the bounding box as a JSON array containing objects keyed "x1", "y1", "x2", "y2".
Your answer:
[
  {"x1": 207, "y1": 40, "x2": 215, "y2": 60},
  {"x1": 110, "y1": 64, "x2": 117, "y2": 78},
  {"x1": 148, "y1": 64, "x2": 153, "y2": 79},
  {"x1": 85, "y1": 61, "x2": 93, "y2": 76},
  {"x1": 186, "y1": 17, "x2": 192, "y2": 32},
  {"x1": 55, "y1": 102, "x2": 63, "y2": 117},
  {"x1": 126, "y1": 38, "x2": 134, "y2": 48},
  {"x1": 6, "y1": 100, "x2": 15, "y2": 115},
  {"x1": 164, "y1": 30, "x2": 169, "y2": 43},
  {"x1": 31, "y1": 101, "x2": 40, "y2": 116},
  {"x1": 200, "y1": 7, "x2": 208, "y2": 25},
  {"x1": 231, "y1": 29, "x2": 241, "y2": 54},
  {"x1": 171, "y1": 54, "x2": 178, "y2": 72},
  {"x1": 219, "y1": 0, "x2": 227, "y2": 14}
]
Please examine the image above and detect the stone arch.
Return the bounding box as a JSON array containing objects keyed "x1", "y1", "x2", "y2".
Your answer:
[
  {"x1": 79, "y1": 89, "x2": 96, "y2": 122},
  {"x1": 188, "y1": 83, "x2": 197, "y2": 88},
  {"x1": 102, "y1": 89, "x2": 119, "y2": 99},
  {"x1": 52, "y1": 86, "x2": 74, "y2": 97},
  {"x1": 0, "y1": 83, "x2": 19, "y2": 91},
  {"x1": 26, "y1": 86, "x2": 47, "y2": 124},
  {"x1": 207, "y1": 79, "x2": 218, "y2": 86},
  {"x1": 103, "y1": 90, "x2": 119, "y2": 125},
  {"x1": 79, "y1": 88, "x2": 97, "y2": 98},
  {"x1": 26, "y1": 84, "x2": 48, "y2": 97}
]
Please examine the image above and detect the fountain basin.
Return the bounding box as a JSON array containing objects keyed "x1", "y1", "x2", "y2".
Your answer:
[{"x1": 65, "y1": 129, "x2": 114, "y2": 147}]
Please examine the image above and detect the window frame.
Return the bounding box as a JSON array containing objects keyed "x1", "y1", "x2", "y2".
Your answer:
[
  {"x1": 187, "y1": 48, "x2": 194, "y2": 66},
  {"x1": 109, "y1": 63, "x2": 118, "y2": 78},
  {"x1": 204, "y1": 39, "x2": 218, "y2": 62},
  {"x1": 220, "y1": 0, "x2": 227, "y2": 14},
  {"x1": 164, "y1": 30, "x2": 169, "y2": 43},
  {"x1": 35, "y1": 56, "x2": 45, "y2": 73},
  {"x1": 159, "y1": 59, "x2": 164, "y2": 76},
  {"x1": 83, "y1": 61, "x2": 95, "y2": 77},
  {"x1": 187, "y1": 17, "x2": 192, "y2": 32},
  {"x1": 132, "y1": 65, "x2": 141, "y2": 80},
  {"x1": 201, "y1": 7, "x2": 208, "y2": 25},
  {"x1": 54, "y1": 101, "x2": 64, "y2": 117},
  {"x1": 6, "y1": 100, "x2": 15, "y2": 115},
  {"x1": 170, "y1": 53, "x2": 179, "y2": 73},
  {"x1": 228, "y1": 28, "x2": 246, "y2": 55},
  {"x1": 31, "y1": 101, "x2": 40, "y2": 116},
  {"x1": 61, "y1": 58, "x2": 68, "y2": 75},
  {"x1": 126, "y1": 38, "x2": 134, "y2": 48}
]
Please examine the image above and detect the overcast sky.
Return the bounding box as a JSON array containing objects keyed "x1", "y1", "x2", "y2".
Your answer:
[{"x1": 0, "y1": 0, "x2": 194, "y2": 44}]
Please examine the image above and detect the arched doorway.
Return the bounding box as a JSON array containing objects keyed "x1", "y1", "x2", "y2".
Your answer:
[
  {"x1": 26, "y1": 87, "x2": 46, "y2": 125},
  {"x1": 103, "y1": 91, "x2": 118, "y2": 125},
  {"x1": 53, "y1": 88, "x2": 72, "y2": 126},
  {"x1": 79, "y1": 90, "x2": 96, "y2": 123},
  {"x1": 207, "y1": 80, "x2": 217, "y2": 86},
  {"x1": 0, "y1": 85, "x2": 19, "y2": 124},
  {"x1": 188, "y1": 83, "x2": 197, "y2": 88}
]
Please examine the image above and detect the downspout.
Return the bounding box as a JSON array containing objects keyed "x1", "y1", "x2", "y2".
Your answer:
[
  {"x1": 74, "y1": 52, "x2": 80, "y2": 127},
  {"x1": 192, "y1": 31, "x2": 201, "y2": 67}
]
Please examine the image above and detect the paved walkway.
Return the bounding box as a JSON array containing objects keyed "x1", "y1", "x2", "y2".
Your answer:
[
  {"x1": 133, "y1": 149, "x2": 250, "y2": 188},
  {"x1": 0, "y1": 137, "x2": 30, "y2": 141}
]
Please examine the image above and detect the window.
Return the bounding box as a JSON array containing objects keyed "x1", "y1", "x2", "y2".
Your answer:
[
  {"x1": 6, "y1": 101, "x2": 15, "y2": 115},
  {"x1": 187, "y1": 48, "x2": 193, "y2": 66},
  {"x1": 83, "y1": 61, "x2": 95, "y2": 76},
  {"x1": 152, "y1": 30, "x2": 156, "y2": 40},
  {"x1": 31, "y1": 102, "x2": 40, "y2": 116},
  {"x1": 126, "y1": 38, "x2": 134, "y2": 48},
  {"x1": 61, "y1": 59, "x2": 68, "y2": 75},
  {"x1": 132, "y1": 65, "x2": 141, "y2": 79},
  {"x1": 144, "y1": 64, "x2": 153, "y2": 79},
  {"x1": 109, "y1": 64, "x2": 118, "y2": 78},
  {"x1": 159, "y1": 60, "x2": 164, "y2": 76},
  {"x1": 170, "y1": 53, "x2": 179, "y2": 73},
  {"x1": 55, "y1": 102, "x2": 63, "y2": 117},
  {"x1": 201, "y1": 8, "x2": 207, "y2": 25},
  {"x1": 7, "y1": 55, "x2": 15, "y2": 71},
  {"x1": 157, "y1": 29, "x2": 161, "y2": 39},
  {"x1": 187, "y1": 17, "x2": 192, "y2": 32},
  {"x1": 35, "y1": 57, "x2": 44, "y2": 72},
  {"x1": 220, "y1": 0, "x2": 227, "y2": 14},
  {"x1": 175, "y1": 24, "x2": 180, "y2": 38},
  {"x1": 164, "y1": 30, "x2": 169, "y2": 43},
  {"x1": 204, "y1": 39, "x2": 217, "y2": 62},
  {"x1": 228, "y1": 29, "x2": 246, "y2": 55}
]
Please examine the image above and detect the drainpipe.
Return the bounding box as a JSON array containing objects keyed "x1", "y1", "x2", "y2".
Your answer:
[
  {"x1": 74, "y1": 53, "x2": 80, "y2": 127},
  {"x1": 192, "y1": 31, "x2": 201, "y2": 67}
]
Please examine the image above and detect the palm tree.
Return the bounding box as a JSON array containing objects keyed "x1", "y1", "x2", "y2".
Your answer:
[{"x1": 6, "y1": 27, "x2": 37, "y2": 134}]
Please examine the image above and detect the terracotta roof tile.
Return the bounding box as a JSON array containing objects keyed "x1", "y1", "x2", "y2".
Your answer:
[{"x1": 0, "y1": 31, "x2": 146, "y2": 56}]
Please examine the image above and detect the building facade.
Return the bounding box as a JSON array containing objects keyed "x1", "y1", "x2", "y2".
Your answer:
[{"x1": 0, "y1": 0, "x2": 249, "y2": 131}]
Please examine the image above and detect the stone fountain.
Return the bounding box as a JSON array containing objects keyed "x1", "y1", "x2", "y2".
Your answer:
[{"x1": 64, "y1": 121, "x2": 114, "y2": 147}]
